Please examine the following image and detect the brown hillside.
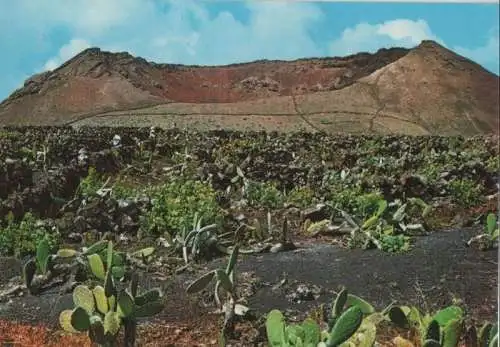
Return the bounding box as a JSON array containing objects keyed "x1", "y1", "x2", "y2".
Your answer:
[{"x1": 0, "y1": 40, "x2": 498, "y2": 135}]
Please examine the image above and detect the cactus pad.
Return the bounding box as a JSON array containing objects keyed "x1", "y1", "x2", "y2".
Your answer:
[
  {"x1": 87, "y1": 253, "x2": 106, "y2": 280},
  {"x1": 327, "y1": 306, "x2": 363, "y2": 347},
  {"x1": 103, "y1": 311, "x2": 121, "y2": 335},
  {"x1": 70, "y1": 306, "x2": 91, "y2": 332},
  {"x1": 345, "y1": 294, "x2": 375, "y2": 315},
  {"x1": 135, "y1": 289, "x2": 161, "y2": 306},
  {"x1": 104, "y1": 267, "x2": 116, "y2": 298},
  {"x1": 132, "y1": 247, "x2": 155, "y2": 258},
  {"x1": 83, "y1": 240, "x2": 108, "y2": 255},
  {"x1": 89, "y1": 315, "x2": 106, "y2": 345},
  {"x1": 108, "y1": 295, "x2": 116, "y2": 312},
  {"x1": 266, "y1": 309, "x2": 286, "y2": 347},
  {"x1": 186, "y1": 270, "x2": 215, "y2": 294},
  {"x1": 117, "y1": 291, "x2": 135, "y2": 318},
  {"x1": 73, "y1": 285, "x2": 95, "y2": 315},
  {"x1": 111, "y1": 266, "x2": 125, "y2": 279},
  {"x1": 59, "y1": 309, "x2": 77, "y2": 333},
  {"x1": 442, "y1": 318, "x2": 462, "y2": 347},
  {"x1": 134, "y1": 300, "x2": 164, "y2": 318},
  {"x1": 215, "y1": 269, "x2": 233, "y2": 294},
  {"x1": 56, "y1": 249, "x2": 78, "y2": 258},
  {"x1": 93, "y1": 286, "x2": 108, "y2": 314},
  {"x1": 333, "y1": 288, "x2": 348, "y2": 319}
]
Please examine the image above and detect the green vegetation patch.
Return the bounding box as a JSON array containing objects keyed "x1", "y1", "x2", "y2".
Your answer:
[
  {"x1": 142, "y1": 178, "x2": 223, "y2": 236},
  {"x1": 0, "y1": 212, "x2": 60, "y2": 257}
]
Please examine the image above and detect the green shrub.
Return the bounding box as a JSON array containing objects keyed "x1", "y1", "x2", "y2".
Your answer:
[
  {"x1": 78, "y1": 168, "x2": 138, "y2": 200},
  {"x1": 142, "y1": 179, "x2": 222, "y2": 236},
  {"x1": 244, "y1": 180, "x2": 284, "y2": 209},
  {"x1": 486, "y1": 155, "x2": 500, "y2": 174},
  {"x1": 354, "y1": 191, "x2": 385, "y2": 217},
  {"x1": 379, "y1": 234, "x2": 412, "y2": 253},
  {"x1": 328, "y1": 186, "x2": 383, "y2": 218},
  {"x1": 328, "y1": 184, "x2": 363, "y2": 212},
  {"x1": 78, "y1": 167, "x2": 103, "y2": 197},
  {"x1": 0, "y1": 212, "x2": 60, "y2": 257},
  {"x1": 285, "y1": 186, "x2": 315, "y2": 208},
  {"x1": 111, "y1": 181, "x2": 138, "y2": 200},
  {"x1": 448, "y1": 179, "x2": 483, "y2": 208},
  {"x1": 417, "y1": 162, "x2": 443, "y2": 183}
]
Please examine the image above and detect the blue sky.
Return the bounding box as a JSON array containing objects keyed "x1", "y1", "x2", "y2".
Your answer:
[{"x1": 0, "y1": 1, "x2": 498, "y2": 101}]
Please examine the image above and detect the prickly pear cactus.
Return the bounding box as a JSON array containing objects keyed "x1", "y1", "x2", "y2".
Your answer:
[
  {"x1": 326, "y1": 306, "x2": 363, "y2": 347},
  {"x1": 57, "y1": 241, "x2": 165, "y2": 347}
]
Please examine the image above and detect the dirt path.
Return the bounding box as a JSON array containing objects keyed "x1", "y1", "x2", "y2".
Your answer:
[{"x1": 0, "y1": 227, "x2": 497, "y2": 331}]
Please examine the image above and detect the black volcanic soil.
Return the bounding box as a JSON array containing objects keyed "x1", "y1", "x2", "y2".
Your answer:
[{"x1": 0, "y1": 228, "x2": 496, "y2": 329}]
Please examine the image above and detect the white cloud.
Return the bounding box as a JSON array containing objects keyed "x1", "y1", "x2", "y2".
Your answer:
[
  {"x1": 327, "y1": 19, "x2": 500, "y2": 75},
  {"x1": 329, "y1": 19, "x2": 444, "y2": 56},
  {"x1": 377, "y1": 19, "x2": 441, "y2": 44},
  {"x1": 16, "y1": 0, "x2": 155, "y2": 37},
  {"x1": 24, "y1": 0, "x2": 324, "y2": 68},
  {"x1": 109, "y1": 1, "x2": 325, "y2": 65},
  {"x1": 454, "y1": 31, "x2": 499, "y2": 71},
  {"x1": 43, "y1": 38, "x2": 91, "y2": 71}
]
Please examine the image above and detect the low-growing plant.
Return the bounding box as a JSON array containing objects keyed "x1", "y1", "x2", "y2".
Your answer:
[
  {"x1": 354, "y1": 192, "x2": 385, "y2": 218},
  {"x1": 335, "y1": 197, "x2": 431, "y2": 252},
  {"x1": 0, "y1": 212, "x2": 60, "y2": 258},
  {"x1": 448, "y1": 178, "x2": 484, "y2": 208},
  {"x1": 385, "y1": 304, "x2": 490, "y2": 347},
  {"x1": 23, "y1": 236, "x2": 57, "y2": 295},
  {"x1": 467, "y1": 212, "x2": 499, "y2": 250},
  {"x1": 77, "y1": 167, "x2": 104, "y2": 197},
  {"x1": 264, "y1": 287, "x2": 498, "y2": 347},
  {"x1": 485, "y1": 155, "x2": 500, "y2": 174},
  {"x1": 186, "y1": 245, "x2": 247, "y2": 345},
  {"x1": 164, "y1": 212, "x2": 233, "y2": 264},
  {"x1": 417, "y1": 162, "x2": 443, "y2": 184},
  {"x1": 379, "y1": 234, "x2": 412, "y2": 253},
  {"x1": 141, "y1": 178, "x2": 222, "y2": 237},
  {"x1": 244, "y1": 180, "x2": 284, "y2": 209},
  {"x1": 110, "y1": 180, "x2": 139, "y2": 200},
  {"x1": 57, "y1": 239, "x2": 156, "y2": 281},
  {"x1": 265, "y1": 288, "x2": 377, "y2": 347},
  {"x1": 285, "y1": 186, "x2": 315, "y2": 208},
  {"x1": 59, "y1": 241, "x2": 164, "y2": 347},
  {"x1": 214, "y1": 138, "x2": 261, "y2": 166},
  {"x1": 464, "y1": 322, "x2": 499, "y2": 347},
  {"x1": 323, "y1": 172, "x2": 364, "y2": 213},
  {"x1": 23, "y1": 237, "x2": 156, "y2": 296}
]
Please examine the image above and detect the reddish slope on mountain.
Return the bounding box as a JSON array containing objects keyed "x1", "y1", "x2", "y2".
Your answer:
[{"x1": 0, "y1": 41, "x2": 498, "y2": 135}]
